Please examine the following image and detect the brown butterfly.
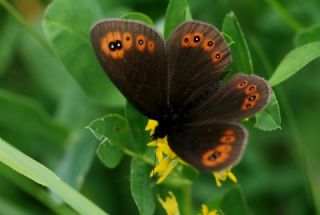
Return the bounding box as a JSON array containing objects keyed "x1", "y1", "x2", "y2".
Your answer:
[{"x1": 90, "y1": 19, "x2": 271, "y2": 171}]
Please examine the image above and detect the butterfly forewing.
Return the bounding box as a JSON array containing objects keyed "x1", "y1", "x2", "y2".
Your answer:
[
  {"x1": 168, "y1": 122, "x2": 247, "y2": 171},
  {"x1": 91, "y1": 19, "x2": 168, "y2": 119},
  {"x1": 189, "y1": 74, "x2": 271, "y2": 123},
  {"x1": 166, "y1": 21, "x2": 232, "y2": 109}
]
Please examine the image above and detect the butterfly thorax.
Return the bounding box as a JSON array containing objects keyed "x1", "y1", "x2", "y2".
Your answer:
[{"x1": 152, "y1": 107, "x2": 185, "y2": 139}]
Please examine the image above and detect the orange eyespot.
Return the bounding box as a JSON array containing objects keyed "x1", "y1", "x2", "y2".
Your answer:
[
  {"x1": 220, "y1": 135, "x2": 236, "y2": 144},
  {"x1": 147, "y1": 40, "x2": 155, "y2": 53},
  {"x1": 202, "y1": 38, "x2": 215, "y2": 52},
  {"x1": 246, "y1": 93, "x2": 260, "y2": 102},
  {"x1": 212, "y1": 51, "x2": 223, "y2": 63},
  {"x1": 245, "y1": 84, "x2": 257, "y2": 94},
  {"x1": 136, "y1": 34, "x2": 147, "y2": 52},
  {"x1": 181, "y1": 34, "x2": 192, "y2": 47},
  {"x1": 241, "y1": 100, "x2": 256, "y2": 110},
  {"x1": 122, "y1": 32, "x2": 133, "y2": 51},
  {"x1": 190, "y1": 32, "x2": 204, "y2": 47},
  {"x1": 101, "y1": 32, "x2": 124, "y2": 59},
  {"x1": 201, "y1": 146, "x2": 231, "y2": 167},
  {"x1": 237, "y1": 80, "x2": 248, "y2": 89}
]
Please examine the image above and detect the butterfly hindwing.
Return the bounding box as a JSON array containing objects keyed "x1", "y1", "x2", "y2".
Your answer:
[
  {"x1": 189, "y1": 74, "x2": 271, "y2": 123},
  {"x1": 168, "y1": 121, "x2": 247, "y2": 171},
  {"x1": 167, "y1": 21, "x2": 232, "y2": 109},
  {"x1": 91, "y1": 19, "x2": 168, "y2": 119}
]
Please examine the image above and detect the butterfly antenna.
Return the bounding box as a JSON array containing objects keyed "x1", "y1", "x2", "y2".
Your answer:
[{"x1": 113, "y1": 127, "x2": 143, "y2": 132}]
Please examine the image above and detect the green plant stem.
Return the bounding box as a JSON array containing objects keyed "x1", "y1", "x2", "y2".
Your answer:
[
  {"x1": 265, "y1": 0, "x2": 302, "y2": 32},
  {"x1": 182, "y1": 185, "x2": 193, "y2": 215},
  {"x1": 122, "y1": 147, "x2": 154, "y2": 165},
  {"x1": 0, "y1": 0, "x2": 54, "y2": 54}
]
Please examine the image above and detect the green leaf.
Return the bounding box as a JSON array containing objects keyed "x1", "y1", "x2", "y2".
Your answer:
[
  {"x1": 43, "y1": 0, "x2": 125, "y2": 106},
  {"x1": 124, "y1": 102, "x2": 149, "y2": 153},
  {"x1": 121, "y1": 12, "x2": 154, "y2": 26},
  {"x1": 164, "y1": 0, "x2": 192, "y2": 39},
  {"x1": 254, "y1": 90, "x2": 281, "y2": 131},
  {"x1": 87, "y1": 114, "x2": 130, "y2": 168},
  {"x1": 220, "y1": 186, "x2": 249, "y2": 215},
  {"x1": 294, "y1": 23, "x2": 320, "y2": 46},
  {"x1": 0, "y1": 137, "x2": 109, "y2": 215},
  {"x1": 130, "y1": 158, "x2": 155, "y2": 215},
  {"x1": 222, "y1": 12, "x2": 254, "y2": 74},
  {"x1": 269, "y1": 42, "x2": 320, "y2": 86}
]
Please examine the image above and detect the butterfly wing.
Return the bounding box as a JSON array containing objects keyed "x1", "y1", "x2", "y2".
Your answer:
[
  {"x1": 168, "y1": 121, "x2": 247, "y2": 171},
  {"x1": 166, "y1": 21, "x2": 232, "y2": 109},
  {"x1": 188, "y1": 74, "x2": 271, "y2": 123},
  {"x1": 91, "y1": 19, "x2": 168, "y2": 119}
]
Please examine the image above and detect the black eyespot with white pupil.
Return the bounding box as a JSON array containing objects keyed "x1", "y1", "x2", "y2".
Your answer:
[
  {"x1": 209, "y1": 151, "x2": 221, "y2": 161},
  {"x1": 215, "y1": 53, "x2": 221, "y2": 59},
  {"x1": 208, "y1": 41, "x2": 213, "y2": 46},
  {"x1": 248, "y1": 95, "x2": 256, "y2": 101},
  {"x1": 138, "y1": 39, "x2": 144, "y2": 45},
  {"x1": 108, "y1": 42, "x2": 116, "y2": 51},
  {"x1": 194, "y1": 36, "x2": 200, "y2": 43},
  {"x1": 115, "y1": 40, "x2": 122, "y2": 49}
]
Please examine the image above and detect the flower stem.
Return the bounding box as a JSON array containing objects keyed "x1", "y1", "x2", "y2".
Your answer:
[
  {"x1": 182, "y1": 185, "x2": 193, "y2": 215},
  {"x1": 122, "y1": 147, "x2": 154, "y2": 165}
]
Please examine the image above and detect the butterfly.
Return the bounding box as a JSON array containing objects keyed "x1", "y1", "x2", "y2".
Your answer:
[{"x1": 90, "y1": 19, "x2": 271, "y2": 171}]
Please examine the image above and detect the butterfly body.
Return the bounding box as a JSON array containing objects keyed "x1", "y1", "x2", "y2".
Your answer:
[{"x1": 91, "y1": 19, "x2": 271, "y2": 171}]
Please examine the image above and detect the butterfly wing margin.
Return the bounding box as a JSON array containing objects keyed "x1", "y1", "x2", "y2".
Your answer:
[
  {"x1": 91, "y1": 19, "x2": 168, "y2": 119},
  {"x1": 168, "y1": 122, "x2": 247, "y2": 171}
]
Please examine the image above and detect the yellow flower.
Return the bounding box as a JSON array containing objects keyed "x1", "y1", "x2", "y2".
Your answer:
[
  {"x1": 200, "y1": 204, "x2": 219, "y2": 215},
  {"x1": 159, "y1": 192, "x2": 219, "y2": 215},
  {"x1": 212, "y1": 168, "x2": 238, "y2": 187},
  {"x1": 200, "y1": 205, "x2": 219, "y2": 215},
  {"x1": 158, "y1": 191, "x2": 180, "y2": 215},
  {"x1": 146, "y1": 120, "x2": 179, "y2": 183},
  {"x1": 145, "y1": 119, "x2": 158, "y2": 136}
]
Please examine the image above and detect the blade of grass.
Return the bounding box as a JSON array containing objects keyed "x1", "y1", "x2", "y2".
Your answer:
[{"x1": 0, "y1": 137, "x2": 109, "y2": 215}]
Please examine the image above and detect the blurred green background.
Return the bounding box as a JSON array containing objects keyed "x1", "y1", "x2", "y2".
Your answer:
[{"x1": 1, "y1": 0, "x2": 320, "y2": 214}]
